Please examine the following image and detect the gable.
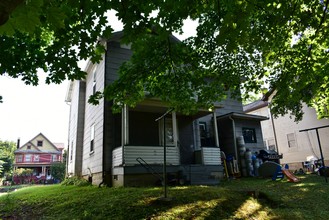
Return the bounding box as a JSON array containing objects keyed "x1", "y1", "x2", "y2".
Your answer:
[
  {"x1": 16, "y1": 133, "x2": 60, "y2": 153},
  {"x1": 19, "y1": 141, "x2": 39, "y2": 151},
  {"x1": 29, "y1": 133, "x2": 59, "y2": 152}
]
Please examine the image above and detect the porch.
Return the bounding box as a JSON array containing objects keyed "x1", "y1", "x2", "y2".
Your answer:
[{"x1": 110, "y1": 100, "x2": 223, "y2": 186}]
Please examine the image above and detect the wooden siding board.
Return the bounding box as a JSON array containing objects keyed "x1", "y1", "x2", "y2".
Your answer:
[
  {"x1": 82, "y1": 60, "x2": 105, "y2": 176},
  {"x1": 202, "y1": 147, "x2": 221, "y2": 165},
  {"x1": 122, "y1": 146, "x2": 180, "y2": 166}
]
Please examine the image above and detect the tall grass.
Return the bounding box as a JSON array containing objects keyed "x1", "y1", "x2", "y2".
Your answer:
[{"x1": 0, "y1": 174, "x2": 328, "y2": 219}]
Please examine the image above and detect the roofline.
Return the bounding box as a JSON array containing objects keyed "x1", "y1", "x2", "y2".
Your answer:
[
  {"x1": 217, "y1": 112, "x2": 269, "y2": 121},
  {"x1": 16, "y1": 133, "x2": 61, "y2": 152},
  {"x1": 244, "y1": 101, "x2": 269, "y2": 113}
]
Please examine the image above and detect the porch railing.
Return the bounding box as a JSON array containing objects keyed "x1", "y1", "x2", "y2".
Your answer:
[{"x1": 112, "y1": 145, "x2": 180, "y2": 167}]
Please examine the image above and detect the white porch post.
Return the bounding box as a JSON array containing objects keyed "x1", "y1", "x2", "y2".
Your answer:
[
  {"x1": 121, "y1": 104, "x2": 129, "y2": 146},
  {"x1": 172, "y1": 111, "x2": 178, "y2": 147},
  {"x1": 42, "y1": 166, "x2": 46, "y2": 176},
  {"x1": 213, "y1": 111, "x2": 220, "y2": 147}
]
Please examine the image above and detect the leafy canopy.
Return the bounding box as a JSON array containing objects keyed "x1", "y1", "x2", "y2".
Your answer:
[
  {"x1": 0, "y1": 140, "x2": 16, "y2": 178},
  {"x1": 1, "y1": 0, "x2": 329, "y2": 120}
]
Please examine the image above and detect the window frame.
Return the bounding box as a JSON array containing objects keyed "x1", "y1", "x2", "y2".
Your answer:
[
  {"x1": 287, "y1": 133, "x2": 296, "y2": 148},
  {"x1": 242, "y1": 127, "x2": 257, "y2": 143},
  {"x1": 25, "y1": 154, "x2": 32, "y2": 162},
  {"x1": 90, "y1": 124, "x2": 95, "y2": 153},
  {"x1": 37, "y1": 141, "x2": 43, "y2": 147}
]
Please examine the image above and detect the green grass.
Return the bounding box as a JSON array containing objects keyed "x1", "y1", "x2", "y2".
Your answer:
[{"x1": 0, "y1": 174, "x2": 328, "y2": 219}]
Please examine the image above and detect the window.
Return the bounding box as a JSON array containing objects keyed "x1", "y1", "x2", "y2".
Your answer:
[
  {"x1": 159, "y1": 118, "x2": 174, "y2": 146},
  {"x1": 27, "y1": 145, "x2": 31, "y2": 149},
  {"x1": 34, "y1": 155, "x2": 39, "y2": 162},
  {"x1": 70, "y1": 142, "x2": 73, "y2": 161},
  {"x1": 199, "y1": 122, "x2": 207, "y2": 146},
  {"x1": 268, "y1": 139, "x2": 276, "y2": 151},
  {"x1": 25, "y1": 154, "x2": 32, "y2": 162},
  {"x1": 90, "y1": 124, "x2": 95, "y2": 152},
  {"x1": 287, "y1": 133, "x2": 296, "y2": 148},
  {"x1": 52, "y1": 155, "x2": 57, "y2": 162},
  {"x1": 17, "y1": 155, "x2": 22, "y2": 162},
  {"x1": 92, "y1": 68, "x2": 97, "y2": 95},
  {"x1": 242, "y1": 128, "x2": 257, "y2": 143},
  {"x1": 37, "y1": 141, "x2": 43, "y2": 147}
]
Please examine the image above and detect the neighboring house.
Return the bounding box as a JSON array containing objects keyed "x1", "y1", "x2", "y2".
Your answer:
[
  {"x1": 66, "y1": 32, "x2": 268, "y2": 186},
  {"x1": 13, "y1": 133, "x2": 63, "y2": 183},
  {"x1": 244, "y1": 91, "x2": 329, "y2": 170}
]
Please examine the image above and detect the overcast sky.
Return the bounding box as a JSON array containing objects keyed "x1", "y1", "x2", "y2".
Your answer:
[{"x1": 0, "y1": 11, "x2": 197, "y2": 148}]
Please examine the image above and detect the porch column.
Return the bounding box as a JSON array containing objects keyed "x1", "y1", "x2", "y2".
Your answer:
[
  {"x1": 42, "y1": 166, "x2": 46, "y2": 176},
  {"x1": 172, "y1": 111, "x2": 178, "y2": 147},
  {"x1": 121, "y1": 104, "x2": 129, "y2": 146},
  {"x1": 213, "y1": 111, "x2": 219, "y2": 147}
]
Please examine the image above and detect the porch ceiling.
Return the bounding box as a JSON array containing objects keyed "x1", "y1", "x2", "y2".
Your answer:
[{"x1": 131, "y1": 99, "x2": 220, "y2": 119}]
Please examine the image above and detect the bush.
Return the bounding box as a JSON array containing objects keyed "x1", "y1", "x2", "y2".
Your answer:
[
  {"x1": 50, "y1": 162, "x2": 66, "y2": 181},
  {"x1": 61, "y1": 176, "x2": 91, "y2": 186}
]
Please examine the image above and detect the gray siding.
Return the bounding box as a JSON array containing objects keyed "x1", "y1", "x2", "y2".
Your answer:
[
  {"x1": 234, "y1": 119, "x2": 265, "y2": 153},
  {"x1": 82, "y1": 57, "x2": 105, "y2": 178},
  {"x1": 105, "y1": 41, "x2": 133, "y2": 85},
  {"x1": 103, "y1": 41, "x2": 134, "y2": 185}
]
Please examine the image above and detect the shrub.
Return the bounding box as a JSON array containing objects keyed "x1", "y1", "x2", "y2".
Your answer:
[
  {"x1": 61, "y1": 176, "x2": 91, "y2": 186},
  {"x1": 50, "y1": 162, "x2": 66, "y2": 181}
]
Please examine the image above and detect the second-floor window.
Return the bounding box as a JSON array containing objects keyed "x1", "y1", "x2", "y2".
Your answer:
[
  {"x1": 25, "y1": 154, "x2": 32, "y2": 162},
  {"x1": 34, "y1": 155, "x2": 39, "y2": 162},
  {"x1": 37, "y1": 141, "x2": 43, "y2": 147},
  {"x1": 287, "y1": 133, "x2": 296, "y2": 148},
  {"x1": 16, "y1": 155, "x2": 22, "y2": 162},
  {"x1": 52, "y1": 155, "x2": 57, "y2": 162}
]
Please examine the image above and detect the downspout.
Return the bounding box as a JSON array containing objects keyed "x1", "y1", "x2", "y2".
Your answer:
[
  {"x1": 229, "y1": 116, "x2": 238, "y2": 163},
  {"x1": 100, "y1": 49, "x2": 108, "y2": 187}
]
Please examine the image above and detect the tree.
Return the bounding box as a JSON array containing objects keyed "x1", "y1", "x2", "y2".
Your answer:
[
  {"x1": 0, "y1": 140, "x2": 16, "y2": 178},
  {"x1": 50, "y1": 162, "x2": 66, "y2": 182},
  {"x1": 1, "y1": 1, "x2": 328, "y2": 120}
]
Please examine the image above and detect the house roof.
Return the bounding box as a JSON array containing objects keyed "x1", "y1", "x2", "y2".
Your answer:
[
  {"x1": 15, "y1": 133, "x2": 61, "y2": 153},
  {"x1": 217, "y1": 112, "x2": 269, "y2": 121},
  {"x1": 243, "y1": 100, "x2": 269, "y2": 113}
]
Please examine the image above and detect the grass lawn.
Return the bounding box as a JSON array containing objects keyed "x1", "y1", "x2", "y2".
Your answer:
[{"x1": 0, "y1": 174, "x2": 328, "y2": 219}]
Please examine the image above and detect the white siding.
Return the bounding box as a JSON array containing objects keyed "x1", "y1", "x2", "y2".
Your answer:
[
  {"x1": 67, "y1": 80, "x2": 85, "y2": 176},
  {"x1": 112, "y1": 146, "x2": 180, "y2": 167},
  {"x1": 248, "y1": 102, "x2": 329, "y2": 164},
  {"x1": 202, "y1": 147, "x2": 222, "y2": 165}
]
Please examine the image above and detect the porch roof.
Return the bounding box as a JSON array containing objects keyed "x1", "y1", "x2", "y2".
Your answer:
[
  {"x1": 132, "y1": 98, "x2": 222, "y2": 119},
  {"x1": 216, "y1": 112, "x2": 269, "y2": 121}
]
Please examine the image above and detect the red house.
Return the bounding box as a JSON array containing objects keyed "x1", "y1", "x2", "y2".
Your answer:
[{"x1": 13, "y1": 133, "x2": 64, "y2": 184}]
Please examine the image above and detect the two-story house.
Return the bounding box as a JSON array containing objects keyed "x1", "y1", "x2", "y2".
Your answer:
[
  {"x1": 13, "y1": 133, "x2": 63, "y2": 183},
  {"x1": 66, "y1": 32, "x2": 268, "y2": 186}
]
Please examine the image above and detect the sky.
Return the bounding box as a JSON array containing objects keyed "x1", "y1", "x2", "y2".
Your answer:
[{"x1": 0, "y1": 11, "x2": 197, "y2": 148}]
